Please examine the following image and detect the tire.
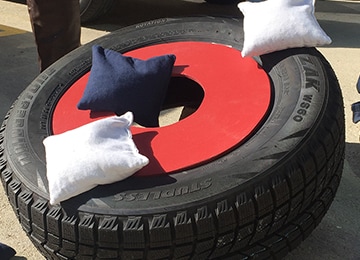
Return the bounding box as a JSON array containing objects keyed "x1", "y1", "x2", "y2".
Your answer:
[
  {"x1": 79, "y1": 0, "x2": 115, "y2": 23},
  {"x1": 0, "y1": 17, "x2": 344, "y2": 259}
]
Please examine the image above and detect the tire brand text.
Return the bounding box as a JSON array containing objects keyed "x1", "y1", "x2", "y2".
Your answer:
[{"x1": 113, "y1": 178, "x2": 212, "y2": 202}]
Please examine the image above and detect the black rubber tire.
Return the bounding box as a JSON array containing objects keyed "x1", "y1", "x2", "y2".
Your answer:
[
  {"x1": 0, "y1": 17, "x2": 344, "y2": 259},
  {"x1": 79, "y1": 0, "x2": 115, "y2": 23}
]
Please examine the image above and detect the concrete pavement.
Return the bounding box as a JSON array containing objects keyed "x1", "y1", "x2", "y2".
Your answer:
[{"x1": 0, "y1": 0, "x2": 359, "y2": 259}]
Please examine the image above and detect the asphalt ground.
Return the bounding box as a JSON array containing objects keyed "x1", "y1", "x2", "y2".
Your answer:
[{"x1": 0, "y1": 0, "x2": 359, "y2": 259}]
